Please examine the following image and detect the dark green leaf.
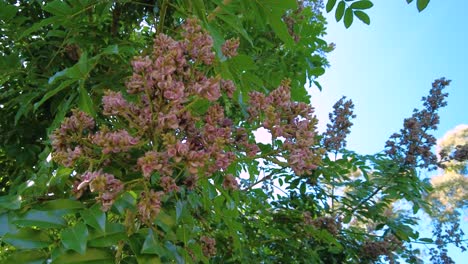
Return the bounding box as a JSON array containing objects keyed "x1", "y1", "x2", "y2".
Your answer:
[
  {"x1": 0, "y1": 2, "x2": 18, "y2": 21},
  {"x1": 3, "y1": 228, "x2": 51, "y2": 249},
  {"x1": 61, "y1": 222, "x2": 88, "y2": 254},
  {"x1": 354, "y1": 10, "x2": 370, "y2": 25},
  {"x1": 88, "y1": 223, "x2": 126, "y2": 247},
  {"x1": 141, "y1": 229, "x2": 165, "y2": 255},
  {"x1": 407, "y1": 0, "x2": 414, "y2": 3},
  {"x1": 417, "y1": 0, "x2": 430, "y2": 12},
  {"x1": 43, "y1": 0, "x2": 72, "y2": 16},
  {"x1": 350, "y1": 0, "x2": 373, "y2": 10},
  {"x1": 419, "y1": 237, "x2": 434, "y2": 243},
  {"x1": 13, "y1": 209, "x2": 67, "y2": 228},
  {"x1": 34, "y1": 80, "x2": 75, "y2": 111},
  {"x1": 326, "y1": 0, "x2": 337, "y2": 13},
  {"x1": 344, "y1": 7, "x2": 354, "y2": 28},
  {"x1": 81, "y1": 204, "x2": 106, "y2": 233},
  {"x1": 112, "y1": 192, "x2": 136, "y2": 215},
  {"x1": 335, "y1": 1, "x2": 346, "y2": 22}
]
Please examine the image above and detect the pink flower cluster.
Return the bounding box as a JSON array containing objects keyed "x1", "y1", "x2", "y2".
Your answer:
[
  {"x1": 76, "y1": 170, "x2": 123, "y2": 211},
  {"x1": 248, "y1": 81, "x2": 323, "y2": 175},
  {"x1": 50, "y1": 19, "x2": 248, "y2": 216},
  {"x1": 92, "y1": 129, "x2": 139, "y2": 154},
  {"x1": 138, "y1": 190, "x2": 163, "y2": 224},
  {"x1": 50, "y1": 110, "x2": 95, "y2": 167}
]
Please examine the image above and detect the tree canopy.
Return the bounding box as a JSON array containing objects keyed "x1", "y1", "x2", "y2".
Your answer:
[{"x1": 0, "y1": 0, "x2": 466, "y2": 263}]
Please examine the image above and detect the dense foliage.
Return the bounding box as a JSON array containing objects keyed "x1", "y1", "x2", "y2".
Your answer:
[{"x1": 0, "y1": 0, "x2": 465, "y2": 263}]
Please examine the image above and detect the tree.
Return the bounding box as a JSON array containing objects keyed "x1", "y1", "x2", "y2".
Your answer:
[{"x1": 0, "y1": 0, "x2": 464, "y2": 263}]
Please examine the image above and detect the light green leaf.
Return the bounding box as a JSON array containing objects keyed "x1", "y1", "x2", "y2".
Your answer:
[
  {"x1": 3, "y1": 228, "x2": 51, "y2": 249},
  {"x1": 335, "y1": 1, "x2": 346, "y2": 22},
  {"x1": 350, "y1": 0, "x2": 373, "y2": 10},
  {"x1": 344, "y1": 7, "x2": 354, "y2": 28},
  {"x1": 61, "y1": 222, "x2": 88, "y2": 255},
  {"x1": 51, "y1": 248, "x2": 114, "y2": 264},
  {"x1": 2, "y1": 250, "x2": 47, "y2": 264},
  {"x1": 326, "y1": 0, "x2": 337, "y2": 12},
  {"x1": 417, "y1": 0, "x2": 430, "y2": 12},
  {"x1": 38, "y1": 198, "x2": 84, "y2": 211},
  {"x1": 78, "y1": 85, "x2": 95, "y2": 117},
  {"x1": 0, "y1": 195, "x2": 21, "y2": 210},
  {"x1": 354, "y1": 10, "x2": 370, "y2": 25},
  {"x1": 81, "y1": 204, "x2": 106, "y2": 233}
]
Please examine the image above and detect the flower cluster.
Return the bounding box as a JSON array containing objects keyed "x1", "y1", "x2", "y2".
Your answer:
[
  {"x1": 50, "y1": 110, "x2": 95, "y2": 167},
  {"x1": 248, "y1": 80, "x2": 323, "y2": 175},
  {"x1": 221, "y1": 38, "x2": 240, "y2": 58},
  {"x1": 360, "y1": 235, "x2": 402, "y2": 262},
  {"x1": 385, "y1": 78, "x2": 450, "y2": 170},
  {"x1": 76, "y1": 170, "x2": 124, "y2": 211},
  {"x1": 51, "y1": 18, "x2": 245, "y2": 215},
  {"x1": 303, "y1": 213, "x2": 342, "y2": 236},
  {"x1": 322, "y1": 96, "x2": 356, "y2": 153},
  {"x1": 137, "y1": 190, "x2": 163, "y2": 224},
  {"x1": 200, "y1": 236, "x2": 217, "y2": 257}
]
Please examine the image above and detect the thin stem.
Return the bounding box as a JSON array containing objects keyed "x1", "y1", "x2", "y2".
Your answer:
[{"x1": 157, "y1": 0, "x2": 168, "y2": 35}]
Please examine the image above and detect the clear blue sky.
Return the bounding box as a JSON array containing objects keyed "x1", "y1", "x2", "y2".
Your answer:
[{"x1": 312, "y1": 0, "x2": 468, "y2": 262}]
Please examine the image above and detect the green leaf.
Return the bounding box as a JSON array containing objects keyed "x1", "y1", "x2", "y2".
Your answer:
[
  {"x1": 88, "y1": 223, "x2": 126, "y2": 247},
  {"x1": 38, "y1": 199, "x2": 84, "y2": 211},
  {"x1": 61, "y1": 222, "x2": 88, "y2": 255},
  {"x1": 407, "y1": 0, "x2": 414, "y2": 3},
  {"x1": 0, "y1": 195, "x2": 21, "y2": 210},
  {"x1": 141, "y1": 229, "x2": 165, "y2": 255},
  {"x1": 350, "y1": 0, "x2": 373, "y2": 10},
  {"x1": 0, "y1": 2, "x2": 18, "y2": 21},
  {"x1": 13, "y1": 209, "x2": 67, "y2": 228},
  {"x1": 3, "y1": 228, "x2": 51, "y2": 249},
  {"x1": 112, "y1": 192, "x2": 136, "y2": 215},
  {"x1": 354, "y1": 10, "x2": 370, "y2": 25},
  {"x1": 51, "y1": 248, "x2": 114, "y2": 264},
  {"x1": 268, "y1": 9, "x2": 295, "y2": 47},
  {"x1": 419, "y1": 237, "x2": 434, "y2": 243},
  {"x1": 335, "y1": 1, "x2": 346, "y2": 22},
  {"x1": 78, "y1": 85, "x2": 95, "y2": 117},
  {"x1": 43, "y1": 0, "x2": 72, "y2": 16},
  {"x1": 34, "y1": 80, "x2": 75, "y2": 111},
  {"x1": 344, "y1": 7, "x2": 354, "y2": 28},
  {"x1": 326, "y1": 0, "x2": 337, "y2": 13},
  {"x1": 81, "y1": 204, "x2": 106, "y2": 233},
  {"x1": 417, "y1": 0, "x2": 430, "y2": 12},
  {"x1": 19, "y1": 17, "x2": 59, "y2": 39},
  {"x1": 0, "y1": 213, "x2": 18, "y2": 236},
  {"x1": 216, "y1": 14, "x2": 253, "y2": 46},
  {"x1": 2, "y1": 250, "x2": 47, "y2": 264},
  {"x1": 175, "y1": 200, "x2": 187, "y2": 223}
]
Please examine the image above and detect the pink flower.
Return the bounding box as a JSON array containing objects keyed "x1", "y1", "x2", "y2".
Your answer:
[{"x1": 221, "y1": 38, "x2": 240, "y2": 58}]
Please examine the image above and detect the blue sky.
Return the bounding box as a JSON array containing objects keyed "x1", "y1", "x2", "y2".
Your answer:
[{"x1": 312, "y1": 0, "x2": 468, "y2": 262}]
